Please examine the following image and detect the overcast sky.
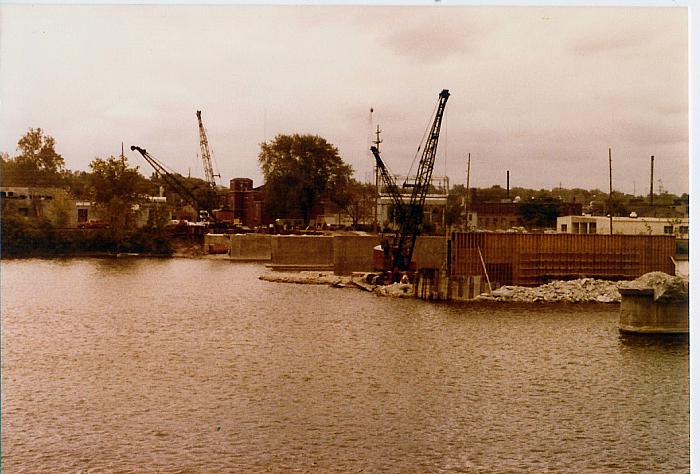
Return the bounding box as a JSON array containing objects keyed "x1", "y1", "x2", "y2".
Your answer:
[{"x1": 0, "y1": 4, "x2": 689, "y2": 195}]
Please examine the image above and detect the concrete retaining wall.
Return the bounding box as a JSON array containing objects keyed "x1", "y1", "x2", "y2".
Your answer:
[
  {"x1": 229, "y1": 234, "x2": 272, "y2": 261},
  {"x1": 221, "y1": 233, "x2": 447, "y2": 274},
  {"x1": 270, "y1": 235, "x2": 334, "y2": 270},
  {"x1": 333, "y1": 235, "x2": 381, "y2": 275}
]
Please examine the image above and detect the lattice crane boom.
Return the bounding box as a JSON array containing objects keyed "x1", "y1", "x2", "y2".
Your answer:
[
  {"x1": 130, "y1": 145, "x2": 217, "y2": 222},
  {"x1": 370, "y1": 145, "x2": 404, "y2": 221},
  {"x1": 196, "y1": 110, "x2": 218, "y2": 188},
  {"x1": 399, "y1": 89, "x2": 450, "y2": 268},
  {"x1": 370, "y1": 89, "x2": 450, "y2": 272}
]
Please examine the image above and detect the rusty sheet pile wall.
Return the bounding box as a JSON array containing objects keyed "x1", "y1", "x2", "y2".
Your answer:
[{"x1": 451, "y1": 233, "x2": 675, "y2": 287}]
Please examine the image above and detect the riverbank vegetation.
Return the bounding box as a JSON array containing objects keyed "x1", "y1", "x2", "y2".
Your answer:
[{"x1": 1, "y1": 214, "x2": 174, "y2": 257}]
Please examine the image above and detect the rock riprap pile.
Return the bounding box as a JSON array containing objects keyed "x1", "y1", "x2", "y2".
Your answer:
[
  {"x1": 261, "y1": 270, "x2": 688, "y2": 304},
  {"x1": 259, "y1": 271, "x2": 352, "y2": 286},
  {"x1": 619, "y1": 271, "x2": 689, "y2": 302},
  {"x1": 476, "y1": 278, "x2": 625, "y2": 303},
  {"x1": 372, "y1": 283, "x2": 414, "y2": 298},
  {"x1": 477, "y1": 272, "x2": 689, "y2": 303}
]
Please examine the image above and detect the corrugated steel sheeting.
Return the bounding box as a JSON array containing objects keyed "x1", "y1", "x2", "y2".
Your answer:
[{"x1": 450, "y1": 233, "x2": 676, "y2": 287}]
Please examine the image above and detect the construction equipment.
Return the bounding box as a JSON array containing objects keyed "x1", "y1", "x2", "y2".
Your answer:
[
  {"x1": 196, "y1": 110, "x2": 219, "y2": 189},
  {"x1": 130, "y1": 145, "x2": 217, "y2": 223},
  {"x1": 370, "y1": 89, "x2": 450, "y2": 274}
]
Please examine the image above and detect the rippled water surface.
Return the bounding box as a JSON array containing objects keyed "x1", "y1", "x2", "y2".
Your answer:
[{"x1": 1, "y1": 258, "x2": 689, "y2": 472}]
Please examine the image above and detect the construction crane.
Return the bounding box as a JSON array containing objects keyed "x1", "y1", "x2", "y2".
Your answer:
[
  {"x1": 196, "y1": 110, "x2": 219, "y2": 189},
  {"x1": 130, "y1": 145, "x2": 217, "y2": 223},
  {"x1": 370, "y1": 89, "x2": 450, "y2": 273}
]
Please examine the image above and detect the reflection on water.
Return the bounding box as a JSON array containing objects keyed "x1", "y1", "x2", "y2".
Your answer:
[
  {"x1": 1, "y1": 258, "x2": 689, "y2": 472},
  {"x1": 619, "y1": 333, "x2": 689, "y2": 349}
]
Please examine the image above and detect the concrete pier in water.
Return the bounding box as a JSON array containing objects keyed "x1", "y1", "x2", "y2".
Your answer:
[{"x1": 618, "y1": 272, "x2": 689, "y2": 334}]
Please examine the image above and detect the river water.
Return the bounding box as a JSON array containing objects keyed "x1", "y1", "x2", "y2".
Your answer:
[{"x1": 1, "y1": 258, "x2": 689, "y2": 472}]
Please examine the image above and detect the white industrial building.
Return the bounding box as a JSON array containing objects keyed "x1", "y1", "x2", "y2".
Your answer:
[
  {"x1": 376, "y1": 176, "x2": 449, "y2": 231},
  {"x1": 557, "y1": 214, "x2": 689, "y2": 239}
]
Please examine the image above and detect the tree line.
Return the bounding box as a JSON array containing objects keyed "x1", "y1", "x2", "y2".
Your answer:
[
  {"x1": 1, "y1": 129, "x2": 378, "y2": 254},
  {"x1": 2, "y1": 128, "x2": 191, "y2": 255},
  {"x1": 2, "y1": 128, "x2": 689, "y2": 255}
]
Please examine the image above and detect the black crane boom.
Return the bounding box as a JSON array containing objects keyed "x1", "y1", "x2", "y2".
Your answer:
[
  {"x1": 399, "y1": 88, "x2": 450, "y2": 269},
  {"x1": 370, "y1": 145, "x2": 404, "y2": 222},
  {"x1": 371, "y1": 89, "x2": 450, "y2": 273},
  {"x1": 130, "y1": 145, "x2": 216, "y2": 222}
]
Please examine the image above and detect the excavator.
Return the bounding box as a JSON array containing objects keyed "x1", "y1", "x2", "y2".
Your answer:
[{"x1": 371, "y1": 89, "x2": 450, "y2": 278}]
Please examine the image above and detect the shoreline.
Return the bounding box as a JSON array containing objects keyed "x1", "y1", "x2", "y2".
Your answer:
[
  {"x1": 258, "y1": 270, "x2": 631, "y2": 303},
  {"x1": 3, "y1": 254, "x2": 686, "y2": 305}
]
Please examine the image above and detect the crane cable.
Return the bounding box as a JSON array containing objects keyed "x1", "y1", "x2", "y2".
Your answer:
[{"x1": 404, "y1": 97, "x2": 440, "y2": 187}]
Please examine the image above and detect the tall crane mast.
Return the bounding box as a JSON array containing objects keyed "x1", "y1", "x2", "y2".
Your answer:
[
  {"x1": 196, "y1": 110, "x2": 219, "y2": 188},
  {"x1": 371, "y1": 89, "x2": 450, "y2": 272}
]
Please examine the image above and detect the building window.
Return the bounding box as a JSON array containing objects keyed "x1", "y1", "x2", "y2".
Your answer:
[
  {"x1": 573, "y1": 222, "x2": 580, "y2": 234},
  {"x1": 561, "y1": 224, "x2": 567, "y2": 232},
  {"x1": 78, "y1": 209, "x2": 88, "y2": 223},
  {"x1": 680, "y1": 226, "x2": 689, "y2": 234},
  {"x1": 589, "y1": 223, "x2": 596, "y2": 234},
  {"x1": 663, "y1": 226, "x2": 674, "y2": 234}
]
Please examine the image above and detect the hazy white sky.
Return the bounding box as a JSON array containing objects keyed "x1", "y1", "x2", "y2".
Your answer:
[{"x1": 0, "y1": 4, "x2": 689, "y2": 194}]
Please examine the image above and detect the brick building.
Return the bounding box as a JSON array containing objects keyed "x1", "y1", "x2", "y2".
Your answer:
[{"x1": 227, "y1": 178, "x2": 267, "y2": 228}]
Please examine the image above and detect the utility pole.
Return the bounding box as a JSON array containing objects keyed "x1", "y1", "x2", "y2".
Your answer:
[
  {"x1": 609, "y1": 147, "x2": 613, "y2": 235},
  {"x1": 650, "y1": 155, "x2": 654, "y2": 207},
  {"x1": 506, "y1": 170, "x2": 510, "y2": 200},
  {"x1": 373, "y1": 123, "x2": 382, "y2": 230},
  {"x1": 465, "y1": 153, "x2": 471, "y2": 225}
]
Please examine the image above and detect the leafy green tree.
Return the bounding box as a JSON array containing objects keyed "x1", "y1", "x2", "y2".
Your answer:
[
  {"x1": 259, "y1": 134, "x2": 353, "y2": 226},
  {"x1": 445, "y1": 185, "x2": 466, "y2": 227},
  {"x1": 62, "y1": 170, "x2": 93, "y2": 200},
  {"x1": 606, "y1": 195, "x2": 630, "y2": 217},
  {"x1": 89, "y1": 155, "x2": 150, "y2": 239},
  {"x1": 477, "y1": 185, "x2": 508, "y2": 202},
  {"x1": 1, "y1": 129, "x2": 65, "y2": 185},
  {"x1": 16, "y1": 128, "x2": 65, "y2": 172},
  {"x1": 517, "y1": 197, "x2": 559, "y2": 228},
  {"x1": 338, "y1": 179, "x2": 377, "y2": 227}
]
